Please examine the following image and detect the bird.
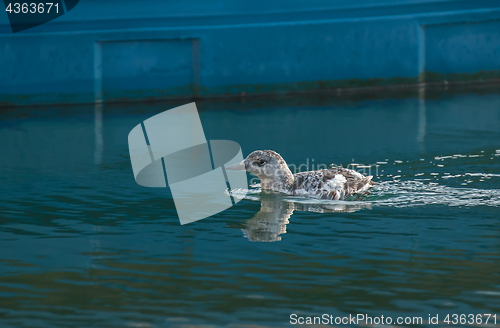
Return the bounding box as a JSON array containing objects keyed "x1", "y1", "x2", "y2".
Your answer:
[{"x1": 226, "y1": 150, "x2": 374, "y2": 200}]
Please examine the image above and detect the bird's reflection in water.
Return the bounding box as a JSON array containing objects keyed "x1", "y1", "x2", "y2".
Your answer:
[
  {"x1": 241, "y1": 194, "x2": 372, "y2": 242},
  {"x1": 242, "y1": 196, "x2": 294, "y2": 242}
]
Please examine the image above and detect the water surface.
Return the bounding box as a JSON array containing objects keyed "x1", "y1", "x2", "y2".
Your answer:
[{"x1": 1, "y1": 87, "x2": 499, "y2": 327}]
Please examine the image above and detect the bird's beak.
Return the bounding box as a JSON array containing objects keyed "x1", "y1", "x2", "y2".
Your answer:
[{"x1": 226, "y1": 160, "x2": 246, "y2": 171}]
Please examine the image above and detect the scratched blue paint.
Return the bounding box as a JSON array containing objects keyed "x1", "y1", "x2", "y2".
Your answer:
[{"x1": 1, "y1": 0, "x2": 500, "y2": 106}]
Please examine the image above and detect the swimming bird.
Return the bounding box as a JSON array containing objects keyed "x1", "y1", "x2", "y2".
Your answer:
[{"x1": 226, "y1": 150, "x2": 374, "y2": 200}]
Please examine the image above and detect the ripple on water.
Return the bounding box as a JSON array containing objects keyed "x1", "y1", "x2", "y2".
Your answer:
[
  {"x1": 369, "y1": 181, "x2": 500, "y2": 207},
  {"x1": 235, "y1": 180, "x2": 500, "y2": 210},
  {"x1": 231, "y1": 149, "x2": 500, "y2": 210}
]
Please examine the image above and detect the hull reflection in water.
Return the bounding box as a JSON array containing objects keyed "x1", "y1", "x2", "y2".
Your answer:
[{"x1": 235, "y1": 189, "x2": 372, "y2": 242}]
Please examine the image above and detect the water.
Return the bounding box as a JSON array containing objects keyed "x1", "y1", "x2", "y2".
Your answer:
[{"x1": 0, "y1": 86, "x2": 499, "y2": 327}]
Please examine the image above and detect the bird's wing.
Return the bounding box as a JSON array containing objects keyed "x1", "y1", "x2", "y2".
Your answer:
[
  {"x1": 292, "y1": 169, "x2": 339, "y2": 200},
  {"x1": 328, "y1": 168, "x2": 373, "y2": 197},
  {"x1": 293, "y1": 168, "x2": 373, "y2": 200}
]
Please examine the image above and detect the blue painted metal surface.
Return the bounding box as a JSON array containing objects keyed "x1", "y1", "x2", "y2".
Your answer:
[{"x1": 1, "y1": 0, "x2": 500, "y2": 106}]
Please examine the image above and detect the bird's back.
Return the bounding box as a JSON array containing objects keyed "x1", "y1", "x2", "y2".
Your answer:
[{"x1": 292, "y1": 167, "x2": 373, "y2": 200}]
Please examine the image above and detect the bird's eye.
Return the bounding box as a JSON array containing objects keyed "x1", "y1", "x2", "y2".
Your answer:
[{"x1": 256, "y1": 159, "x2": 266, "y2": 166}]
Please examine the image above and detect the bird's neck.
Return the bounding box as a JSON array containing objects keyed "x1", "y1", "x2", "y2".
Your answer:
[{"x1": 259, "y1": 166, "x2": 295, "y2": 193}]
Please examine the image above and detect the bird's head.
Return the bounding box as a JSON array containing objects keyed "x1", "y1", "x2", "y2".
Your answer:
[{"x1": 226, "y1": 150, "x2": 293, "y2": 183}]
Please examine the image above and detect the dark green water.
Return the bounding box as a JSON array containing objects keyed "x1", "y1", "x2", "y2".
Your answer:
[{"x1": 1, "y1": 87, "x2": 499, "y2": 328}]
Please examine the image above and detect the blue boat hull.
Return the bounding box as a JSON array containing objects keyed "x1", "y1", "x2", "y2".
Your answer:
[{"x1": 1, "y1": 0, "x2": 500, "y2": 106}]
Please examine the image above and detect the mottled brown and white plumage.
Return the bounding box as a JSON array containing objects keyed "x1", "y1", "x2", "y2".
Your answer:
[{"x1": 226, "y1": 150, "x2": 374, "y2": 200}]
